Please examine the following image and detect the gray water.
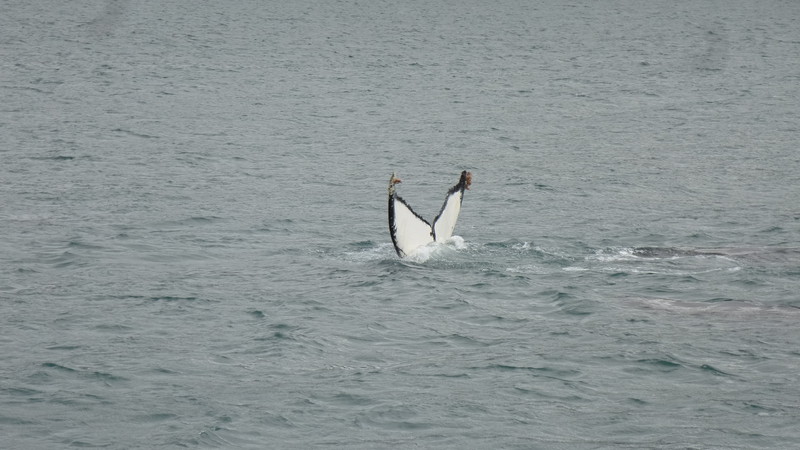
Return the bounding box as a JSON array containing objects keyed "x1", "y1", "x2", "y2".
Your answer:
[{"x1": 3, "y1": 1, "x2": 800, "y2": 448}]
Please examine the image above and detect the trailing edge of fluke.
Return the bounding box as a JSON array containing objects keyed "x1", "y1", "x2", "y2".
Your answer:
[{"x1": 388, "y1": 170, "x2": 472, "y2": 258}]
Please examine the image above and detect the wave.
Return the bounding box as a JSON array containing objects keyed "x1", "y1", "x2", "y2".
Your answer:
[
  {"x1": 623, "y1": 297, "x2": 800, "y2": 317},
  {"x1": 335, "y1": 240, "x2": 799, "y2": 288}
]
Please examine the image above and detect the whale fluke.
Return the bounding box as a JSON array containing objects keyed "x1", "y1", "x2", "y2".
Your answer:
[{"x1": 388, "y1": 171, "x2": 472, "y2": 258}]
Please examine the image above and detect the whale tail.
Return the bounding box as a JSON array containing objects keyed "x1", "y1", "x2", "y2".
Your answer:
[{"x1": 388, "y1": 171, "x2": 472, "y2": 258}]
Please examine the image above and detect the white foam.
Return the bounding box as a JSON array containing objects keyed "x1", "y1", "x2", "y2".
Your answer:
[
  {"x1": 512, "y1": 241, "x2": 532, "y2": 251},
  {"x1": 446, "y1": 235, "x2": 467, "y2": 250},
  {"x1": 404, "y1": 235, "x2": 466, "y2": 263},
  {"x1": 342, "y1": 243, "x2": 395, "y2": 262}
]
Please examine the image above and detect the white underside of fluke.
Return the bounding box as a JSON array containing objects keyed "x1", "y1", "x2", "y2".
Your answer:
[
  {"x1": 432, "y1": 189, "x2": 463, "y2": 242},
  {"x1": 390, "y1": 196, "x2": 434, "y2": 258},
  {"x1": 388, "y1": 171, "x2": 471, "y2": 258}
]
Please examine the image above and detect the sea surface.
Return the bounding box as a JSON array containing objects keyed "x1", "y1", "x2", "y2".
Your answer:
[{"x1": 2, "y1": 1, "x2": 800, "y2": 448}]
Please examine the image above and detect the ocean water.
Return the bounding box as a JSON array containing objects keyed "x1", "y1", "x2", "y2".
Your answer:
[{"x1": 2, "y1": 1, "x2": 800, "y2": 448}]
